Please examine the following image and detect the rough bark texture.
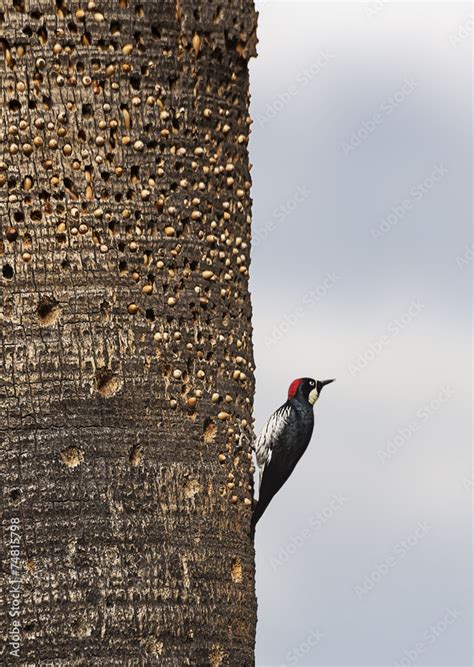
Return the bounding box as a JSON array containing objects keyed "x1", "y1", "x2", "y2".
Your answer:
[{"x1": 0, "y1": 1, "x2": 258, "y2": 664}]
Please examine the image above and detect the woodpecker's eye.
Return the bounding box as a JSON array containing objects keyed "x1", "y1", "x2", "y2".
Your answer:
[{"x1": 309, "y1": 380, "x2": 315, "y2": 386}]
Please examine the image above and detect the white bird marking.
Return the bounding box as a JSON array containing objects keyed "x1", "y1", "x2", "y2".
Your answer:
[
  {"x1": 254, "y1": 404, "x2": 292, "y2": 486},
  {"x1": 308, "y1": 387, "x2": 319, "y2": 405}
]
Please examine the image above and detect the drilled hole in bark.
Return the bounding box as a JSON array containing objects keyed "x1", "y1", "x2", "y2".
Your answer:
[
  {"x1": 213, "y1": 7, "x2": 223, "y2": 23},
  {"x1": 5, "y1": 227, "x2": 18, "y2": 242},
  {"x1": 209, "y1": 646, "x2": 226, "y2": 667},
  {"x1": 36, "y1": 298, "x2": 60, "y2": 326},
  {"x1": 60, "y1": 446, "x2": 84, "y2": 468},
  {"x1": 231, "y1": 557, "x2": 243, "y2": 583},
  {"x1": 3, "y1": 264, "x2": 14, "y2": 279},
  {"x1": 10, "y1": 488, "x2": 21, "y2": 503},
  {"x1": 8, "y1": 99, "x2": 21, "y2": 112},
  {"x1": 96, "y1": 370, "x2": 121, "y2": 397},
  {"x1": 110, "y1": 20, "x2": 121, "y2": 34},
  {"x1": 23, "y1": 623, "x2": 35, "y2": 636},
  {"x1": 203, "y1": 418, "x2": 217, "y2": 443},
  {"x1": 184, "y1": 479, "x2": 201, "y2": 499},
  {"x1": 37, "y1": 25, "x2": 48, "y2": 44},
  {"x1": 129, "y1": 444, "x2": 143, "y2": 466},
  {"x1": 55, "y1": 0, "x2": 67, "y2": 14},
  {"x1": 130, "y1": 73, "x2": 141, "y2": 90}
]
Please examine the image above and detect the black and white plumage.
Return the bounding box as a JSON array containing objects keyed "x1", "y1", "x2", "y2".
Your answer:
[{"x1": 251, "y1": 377, "x2": 335, "y2": 534}]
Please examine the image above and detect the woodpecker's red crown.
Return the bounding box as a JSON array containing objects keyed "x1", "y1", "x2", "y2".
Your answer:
[{"x1": 288, "y1": 378, "x2": 305, "y2": 399}]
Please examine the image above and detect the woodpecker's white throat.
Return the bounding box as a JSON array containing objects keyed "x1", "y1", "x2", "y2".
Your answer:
[{"x1": 308, "y1": 387, "x2": 318, "y2": 405}]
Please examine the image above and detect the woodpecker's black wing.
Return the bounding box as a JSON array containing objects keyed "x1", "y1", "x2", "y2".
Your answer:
[
  {"x1": 254, "y1": 402, "x2": 292, "y2": 477},
  {"x1": 251, "y1": 402, "x2": 314, "y2": 534}
]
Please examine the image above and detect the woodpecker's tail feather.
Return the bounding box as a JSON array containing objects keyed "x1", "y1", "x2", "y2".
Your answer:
[
  {"x1": 250, "y1": 512, "x2": 257, "y2": 539},
  {"x1": 250, "y1": 495, "x2": 271, "y2": 538},
  {"x1": 250, "y1": 508, "x2": 258, "y2": 539}
]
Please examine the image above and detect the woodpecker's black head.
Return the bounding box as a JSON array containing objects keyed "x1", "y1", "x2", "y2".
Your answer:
[{"x1": 288, "y1": 377, "x2": 335, "y2": 406}]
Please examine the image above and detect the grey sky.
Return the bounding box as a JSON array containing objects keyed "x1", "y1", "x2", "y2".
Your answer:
[{"x1": 248, "y1": 2, "x2": 472, "y2": 665}]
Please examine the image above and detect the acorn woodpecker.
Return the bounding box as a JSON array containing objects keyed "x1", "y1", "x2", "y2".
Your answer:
[{"x1": 251, "y1": 377, "x2": 335, "y2": 534}]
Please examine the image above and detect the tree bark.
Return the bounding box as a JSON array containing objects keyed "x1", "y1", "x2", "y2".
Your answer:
[{"x1": 1, "y1": 1, "x2": 258, "y2": 664}]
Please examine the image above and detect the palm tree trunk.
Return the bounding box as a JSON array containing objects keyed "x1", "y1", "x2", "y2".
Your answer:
[{"x1": 1, "y1": 1, "x2": 258, "y2": 663}]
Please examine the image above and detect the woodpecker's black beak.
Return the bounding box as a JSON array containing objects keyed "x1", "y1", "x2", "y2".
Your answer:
[{"x1": 317, "y1": 378, "x2": 335, "y2": 392}]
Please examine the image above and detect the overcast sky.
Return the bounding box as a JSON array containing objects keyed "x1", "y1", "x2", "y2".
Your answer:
[{"x1": 248, "y1": 2, "x2": 472, "y2": 665}]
